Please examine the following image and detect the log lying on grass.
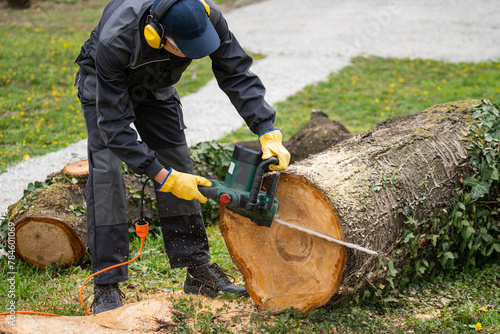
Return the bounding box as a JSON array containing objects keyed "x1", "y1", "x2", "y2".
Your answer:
[
  {"x1": 0, "y1": 298, "x2": 177, "y2": 333},
  {"x1": 8, "y1": 160, "x2": 157, "y2": 268},
  {"x1": 220, "y1": 100, "x2": 478, "y2": 312}
]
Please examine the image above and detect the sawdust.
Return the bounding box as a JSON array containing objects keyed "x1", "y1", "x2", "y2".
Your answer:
[{"x1": 123, "y1": 289, "x2": 261, "y2": 332}]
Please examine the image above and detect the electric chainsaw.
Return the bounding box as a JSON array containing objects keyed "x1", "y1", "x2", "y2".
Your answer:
[{"x1": 199, "y1": 144, "x2": 377, "y2": 256}]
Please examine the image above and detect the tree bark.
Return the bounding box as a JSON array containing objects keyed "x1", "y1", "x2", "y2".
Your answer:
[
  {"x1": 219, "y1": 100, "x2": 477, "y2": 312},
  {"x1": 9, "y1": 160, "x2": 157, "y2": 269}
]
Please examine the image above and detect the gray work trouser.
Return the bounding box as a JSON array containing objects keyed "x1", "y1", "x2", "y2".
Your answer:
[{"x1": 77, "y1": 68, "x2": 210, "y2": 284}]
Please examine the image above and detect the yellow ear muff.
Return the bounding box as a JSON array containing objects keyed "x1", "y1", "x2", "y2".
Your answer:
[
  {"x1": 200, "y1": 0, "x2": 210, "y2": 18},
  {"x1": 144, "y1": 20, "x2": 165, "y2": 49}
]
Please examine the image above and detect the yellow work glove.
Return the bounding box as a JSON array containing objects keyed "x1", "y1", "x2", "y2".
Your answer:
[
  {"x1": 258, "y1": 129, "x2": 291, "y2": 171},
  {"x1": 156, "y1": 168, "x2": 212, "y2": 203}
]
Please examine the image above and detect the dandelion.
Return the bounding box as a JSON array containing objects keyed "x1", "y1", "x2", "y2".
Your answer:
[
  {"x1": 385, "y1": 106, "x2": 390, "y2": 111},
  {"x1": 390, "y1": 83, "x2": 395, "y2": 88},
  {"x1": 436, "y1": 86, "x2": 441, "y2": 91},
  {"x1": 475, "y1": 323, "x2": 482, "y2": 331},
  {"x1": 23, "y1": 154, "x2": 29, "y2": 161}
]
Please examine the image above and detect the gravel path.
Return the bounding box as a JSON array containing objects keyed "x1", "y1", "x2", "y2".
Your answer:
[{"x1": 1, "y1": 0, "x2": 499, "y2": 217}]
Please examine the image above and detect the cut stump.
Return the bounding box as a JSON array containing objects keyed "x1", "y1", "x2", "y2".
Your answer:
[
  {"x1": 15, "y1": 216, "x2": 86, "y2": 268},
  {"x1": 220, "y1": 174, "x2": 347, "y2": 312}
]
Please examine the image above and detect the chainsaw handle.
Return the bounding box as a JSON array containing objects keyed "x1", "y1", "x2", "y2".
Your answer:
[
  {"x1": 198, "y1": 186, "x2": 218, "y2": 200},
  {"x1": 247, "y1": 157, "x2": 279, "y2": 206}
]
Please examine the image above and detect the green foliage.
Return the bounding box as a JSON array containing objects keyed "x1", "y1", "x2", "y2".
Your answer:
[
  {"x1": 397, "y1": 100, "x2": 499, "y2": 281},
  {"x1": 190, "y1": 140, "x2": 235, "y2": 180}
]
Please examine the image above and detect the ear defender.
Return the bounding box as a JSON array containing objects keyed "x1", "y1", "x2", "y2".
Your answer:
[
  {"x1": 144, "y1": 0, "x2": 211, "y2": 49},
  {"x1": 144, "y1": 18, "x2": 165, "y2": 49},
  {"x1": 200, "y1": 0, "x2": 210, "y2": 18}
]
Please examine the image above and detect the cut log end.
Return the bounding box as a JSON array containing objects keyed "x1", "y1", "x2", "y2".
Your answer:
[
  {"x1": 14, "y1": 216, "x2": 86, "y2": 268},
  {"x1": 62, "y1": 159, "x2": 89, "y2": 176},
  {"x1": 219, "y1": 173, "x2": 347, "y2": 312}
]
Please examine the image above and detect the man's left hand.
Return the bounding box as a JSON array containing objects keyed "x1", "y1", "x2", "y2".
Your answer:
[{"x1": 259, "y1": 129, "x2": 291, "y2": 171}]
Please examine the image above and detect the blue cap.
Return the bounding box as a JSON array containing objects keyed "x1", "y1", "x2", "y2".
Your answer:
[{"x1": 158, "y1": 0, "x2": 220, "y2": 59}]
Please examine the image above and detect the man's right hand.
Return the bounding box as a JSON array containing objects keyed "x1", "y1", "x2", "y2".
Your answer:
[{"x1": 155, "y1": 168, "x2": 212, "y2": 203}]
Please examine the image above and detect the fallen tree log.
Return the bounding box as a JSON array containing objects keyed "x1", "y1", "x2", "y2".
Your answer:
[
  {"x1": 0, "y1": 298, "x2": 177, "y2": 333},
  {"x1": 220, "y1": 100, "x2": 485, "y2": 312},
  {"x1": 8, "y1": 160, "x2": 157, "y2": 268}
]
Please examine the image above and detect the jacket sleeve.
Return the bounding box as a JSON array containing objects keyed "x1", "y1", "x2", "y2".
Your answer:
[
  {"x1": 209, "y1": 10, "x2": 276, "y2": 136},
  {"x1": 94, "y1": 42, "x2": 164, "y2": 179}
]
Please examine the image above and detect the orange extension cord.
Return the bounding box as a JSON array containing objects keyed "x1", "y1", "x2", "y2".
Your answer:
[{"x1": 0, "y1": 221, "x2": 149, "y2": 318}]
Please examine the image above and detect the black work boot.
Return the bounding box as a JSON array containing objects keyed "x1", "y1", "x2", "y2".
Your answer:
[
  {"x1": 184, "y1": 263, "x2": 248, "y2": 298},
  {"x1": 91, "y1": 283, "x2": 125, "y2": 315}
]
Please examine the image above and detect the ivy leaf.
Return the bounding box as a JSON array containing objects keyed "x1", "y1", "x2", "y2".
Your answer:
[
  {"x1": 403, "y1": 232, "x2": 415, "y2": 244},
  {"x1": 444, "y1": 251, "x2": 455, "y2": 260},
  {"x1": 464, "y1": 177, "x2": 490, "y2": 199},
  {"x1": 490, "y1": 167, "x2": 499, "y2": 181}
]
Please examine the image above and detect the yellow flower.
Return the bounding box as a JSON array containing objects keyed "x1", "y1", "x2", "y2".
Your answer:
[
  {"x1": 23, "y1": 154, "x2": 29, "y2": 161},
  {"x1": 385, "y1": 106, "x2": 390, "y2": 111},
  {"x1": 475, "y1": 323, "x2": 482, "y2": 331},
  {"x1": 476, "y1": 308, "x2": 487, "y2": 312}
]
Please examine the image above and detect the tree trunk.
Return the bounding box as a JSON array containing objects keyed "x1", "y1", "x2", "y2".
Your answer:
[
  {"x1": 9, "y1": 160, "x2": 157, "y2": 269},
  {"x1": 219, "y1": 100, "x2": 477, "y2": 312},
  {"x1": 0, "y1": 298, "x2": 177, "y2": 333},
  {"x1": 7, "y1": 0, "x2": 30, "y2": 9}
]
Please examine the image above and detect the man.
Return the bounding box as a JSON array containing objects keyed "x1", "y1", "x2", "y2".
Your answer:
[{"x1": 75, "y1": 0, "x2": 290, "y2": 314}]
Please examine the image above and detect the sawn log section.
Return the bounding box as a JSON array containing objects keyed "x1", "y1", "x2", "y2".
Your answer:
[{"x1": 220, "y1": 101, "x2": 475, "y2": 312}]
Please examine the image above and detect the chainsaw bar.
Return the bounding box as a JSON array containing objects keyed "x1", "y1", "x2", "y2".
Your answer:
[{"x1": 273, "y1": 218, "x2": 378, "y2": 256}]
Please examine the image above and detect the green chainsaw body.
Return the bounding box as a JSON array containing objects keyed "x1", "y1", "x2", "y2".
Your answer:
[{"x1": 199, "y1": 144, "x2": 280, "y2": 227}]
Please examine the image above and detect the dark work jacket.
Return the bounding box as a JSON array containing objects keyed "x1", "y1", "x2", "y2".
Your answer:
[{"x1": 75, "y1": 0, "x2": 275, "y2": 179}]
